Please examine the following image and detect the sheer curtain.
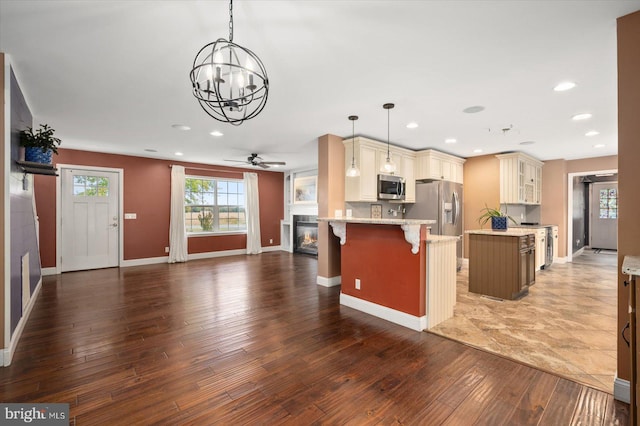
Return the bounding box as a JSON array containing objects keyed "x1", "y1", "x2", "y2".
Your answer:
[
  {"x1": 244, "y1": 172, "x2": 262, "y2": 255},
  {"x1": 168, "y1": 165, "x2": 188, "y2": 263}
]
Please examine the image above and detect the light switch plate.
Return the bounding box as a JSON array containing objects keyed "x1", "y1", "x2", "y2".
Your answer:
[{"x1": 124, "y1": 213, "x2": 137, "y2": 219}]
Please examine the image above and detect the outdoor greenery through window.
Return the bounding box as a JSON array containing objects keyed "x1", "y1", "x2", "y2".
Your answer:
[
  {"x1": 73, "y1": 175, "x2": 109, "y2": 196},
  {"x1": 599, "y1": 188, "x2": 618, "y2": 219},
  {"x1": 185, "y1": 177, "x2": 246, "y2": 233}
]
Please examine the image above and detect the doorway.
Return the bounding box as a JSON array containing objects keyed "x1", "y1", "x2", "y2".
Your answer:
[
  {"x1": 58, "y1": 166, "x2": 123, "y2": 272},
  {"x1": 590, "y1": 181, "x2": 618, "y2": 250}
]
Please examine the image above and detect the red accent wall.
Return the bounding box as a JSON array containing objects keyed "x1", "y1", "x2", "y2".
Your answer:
[
  {"x1": 34, "y1": 149, "x2": 284, "y2": 267},
  {"x1": 340, "y1": 224, "x2": 426, "y2": 317}
]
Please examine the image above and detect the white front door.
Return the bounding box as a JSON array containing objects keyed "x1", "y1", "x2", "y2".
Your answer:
[
  {"x1": 590, "y1": 182, "x2": 618, "y2": 250},
  {"x1": 61, "y1": 168, "x2": 120, "y2": 272}
]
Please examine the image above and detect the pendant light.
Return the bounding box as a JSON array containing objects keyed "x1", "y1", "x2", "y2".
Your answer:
[
  {"x1": 190, "y1": 0, "x2": 269, "y2": 125},
  {"x1": 381, "y1": 103, "x2": 397, "y2": 174},
  {"x1": 346, "y1": 115, "x2": 360, "y2": 177}
]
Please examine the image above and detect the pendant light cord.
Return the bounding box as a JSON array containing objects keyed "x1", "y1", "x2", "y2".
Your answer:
[
  {"x1": 229, "y1": 0, "x2": 234, "y2": 42},
  {"x1": 352, "y1": 119, "x2": 356, "y2": 165},
  {"x1": 387, "y1": 107, "x2": 391, "y2": 160}
]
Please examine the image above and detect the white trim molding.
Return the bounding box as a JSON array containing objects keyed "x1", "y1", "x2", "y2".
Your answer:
[
  {"x1": 41, "y1": 267, "x2": 57, "y2": 276},
  {"x1": 2, "y1": 278, "x2": 42, "y2": 366},
  {"x1": 614, "y1": 377, "x2": 630, "y2": 403},
  {"x1": 340, "y1": 293, "x2": 427, "y2": 331},
  {"x1": 317, "y1": 275, "x2": 341, "y2": 287}
]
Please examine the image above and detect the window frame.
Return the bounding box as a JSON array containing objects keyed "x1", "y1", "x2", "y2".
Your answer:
[{"x1": 184, "y1": 175, "x2": 247, "y2": 236}]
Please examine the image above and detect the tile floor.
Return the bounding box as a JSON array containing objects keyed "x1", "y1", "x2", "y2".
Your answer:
[{"x1": 428, "y1": 248, "x2": 618, "y2": 393}]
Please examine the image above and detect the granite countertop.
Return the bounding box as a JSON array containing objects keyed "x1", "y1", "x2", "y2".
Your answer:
[
  {"x1": 318, "y1": 217, "x2": 436, "y2": 225},
  {"x1": 426, "y1": 235, "x2": 460, "y2": 244},
  {"x1": 466, "y1": 228, "x2": 536, "y2": 236},
  {"x1": 622, "y1": 256, "x2": 640, "y2": 275}
]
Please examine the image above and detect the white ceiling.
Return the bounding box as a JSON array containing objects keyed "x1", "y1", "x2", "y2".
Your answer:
[{"x1": 1, "y1": 1, "x2": 639, "y2": 171}]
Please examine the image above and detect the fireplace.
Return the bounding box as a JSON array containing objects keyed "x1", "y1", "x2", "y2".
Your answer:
[{"x1": 293, "y1": 215, "x2": 318, "y2": 256}]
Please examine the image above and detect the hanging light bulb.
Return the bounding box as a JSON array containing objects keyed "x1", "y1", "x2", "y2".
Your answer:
[
  {"x1": 381, "y1": 103, "x2": 397, "y2": 174},
  {"x1": 346, "y1": 115, "x2": 360, "y2": 177}
]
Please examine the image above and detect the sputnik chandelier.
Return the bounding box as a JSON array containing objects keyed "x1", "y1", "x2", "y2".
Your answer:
[{"x1": 190, "y1": 0, "x2": 269, "y2": 125}]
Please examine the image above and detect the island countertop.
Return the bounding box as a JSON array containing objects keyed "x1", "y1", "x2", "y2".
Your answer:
[
  {"x1": 466, "y1": 228, "x2": 536, "y2": 237},
  {"x1": 318, "y1": 217, "x2": 436, "y2": 226}
]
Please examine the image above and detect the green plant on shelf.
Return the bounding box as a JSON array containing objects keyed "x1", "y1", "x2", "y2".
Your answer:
[{"x1": 20, "y1": 124, "x2": 62, "y2": 154}]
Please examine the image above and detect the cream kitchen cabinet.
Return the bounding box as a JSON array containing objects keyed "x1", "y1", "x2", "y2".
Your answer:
[
  {"x1": 344, "y1": 138, "x2": 378, "y2": 202},
  {"x1": 534, "y1": 227, "x2": 547, "y2": 271},
  {"x1": 552, "y1": 225, "x2": 559, "y2": 261},
  {"x1": 496, "y1": 152, "x2": 544, "y2": 205},
  {"x1": 344, "y1": 137, "x2": 415, "y2": 202},
  {"x1": 415, "y1": 149, "x2": 465, "y2": 184}
]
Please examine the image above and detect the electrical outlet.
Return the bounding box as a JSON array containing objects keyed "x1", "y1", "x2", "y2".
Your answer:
[
  {"x1": 165, "y1": 247, "x2": 169, "y2": 253},
  {"x1": 355, "y1": 278, "x2": 361, "y2": 290},
  {"x1": 269, "y1": 238, "x2": 273, "y2": 244}
]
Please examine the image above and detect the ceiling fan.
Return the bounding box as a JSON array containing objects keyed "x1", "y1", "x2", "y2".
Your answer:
[{"x1": 224, "y1": 153, "x2": 286, "y2": 169}]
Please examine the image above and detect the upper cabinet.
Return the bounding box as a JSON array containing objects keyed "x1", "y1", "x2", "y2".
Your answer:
[
  {"x1": 496, "y1": 152, "x2": 544, "y2": 205},
  {"x1": 344, "y1": 137, "x2": 416, "y2": 203},
  {"x1": 415, "y1": 149, "x2": 465, "y2": 184}
]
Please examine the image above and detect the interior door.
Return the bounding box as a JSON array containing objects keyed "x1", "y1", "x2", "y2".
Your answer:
[
  {"x1": 61, "y1": 168, "x2": 119, "y2": 272},
  {"x1": 590, "y1": 182, "x2": 618, "y2": 250}
]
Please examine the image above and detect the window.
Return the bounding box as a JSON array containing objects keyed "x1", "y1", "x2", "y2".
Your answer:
[
  {"x1": 599, "y1": 188, "x2": 618, "y2": 219},
  {"x1": 185, "y1": 177, "x2": 246, "y2": 234},
  {"x1": 73, "y1": 175, "x2": 109, "y2": 196}
]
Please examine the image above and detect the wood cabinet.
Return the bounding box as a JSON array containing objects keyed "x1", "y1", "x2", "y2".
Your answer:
[
  {"x1": 415, "y1": 149, "x2": 465, "y2": 184},
  {"x1": 344, "y1": 137, "x2": 415, "y2": 202},
  {"x1": 496, "y1": 152, "x2": 544, "y2": 205},
  {"x1": 469, "y1": 232, "x2": 535, "y2": 300}
]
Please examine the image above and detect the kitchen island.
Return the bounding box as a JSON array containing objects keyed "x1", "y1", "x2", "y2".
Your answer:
[
  {"x1": 319, "y1": 217, "x2": 458, "y2": 331},
  {"x1": 467, "y1": 229, "x2": 536, "y2": 300}
]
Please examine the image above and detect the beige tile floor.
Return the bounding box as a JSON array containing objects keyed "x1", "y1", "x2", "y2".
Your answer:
[{"x1": 428, "y1": 248, "x2": 618, "y2": 393}]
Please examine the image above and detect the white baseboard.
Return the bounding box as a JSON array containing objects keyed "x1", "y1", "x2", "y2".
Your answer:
[
  {"x1": 340, "y1": 293, "x2": 427, "y2": 331},
  {"x1": 41, "y1": 267, "x2": 57, "y2": 276},
  {"x1": 261, "y1": 245, "x2": 282, "y2": 252},
  {"x1": 2, "y1": 277, "x2": 43, "y2": 366},
  {"x1": 120, "y1": 255, "x2": 170, "y2": 267},
  {"x1": 317, "y1": 275, "x2": 341, "y2": 287},
  {"x1": 553, "y1": 256, "x2": 567, "y2": 264},
  {"x1": 614, "y1": 377, "x2": 630, "y2": 403},
  {"x1": 188, "y1": 249, "x2": 246, "y2": 261}
]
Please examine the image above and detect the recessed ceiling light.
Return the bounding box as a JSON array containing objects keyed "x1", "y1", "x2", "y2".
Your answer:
[
  {"x1": 171, "y1": 124, "x2": 191, "y2": 131},
  {"x1": 210, "y1": 130, "x2": 224, "y2": 137},
  {"x1": 585, "y1": 130, "x2": 600, "y2": 137},
  {"x1": 406, "y1": 122, "x2": 419, "y2": 129},
  {"x1": 445, "y1": 138, "x2": 457, "y2": 144},
  {"x1": 572, "y1": 113, "x2": 592, "y2": 121},
  {"x1": 519, "y1": 141, "x2": 535, "y2": 145},
  {"x1": 473, "y1": 148, "x2": 483, "y2": 153},
  {"x1": 463, "y1": 105, "x2": 485, "y2": 114},
  {"x1": 175, "y1": 152, "x2": 184, "y2": 156},
  {"x1": 144, "y1": 148, "x2": 158, "y2": 152},
  {"x1": 593, "y1": 144, "x2": 605, "y2": 148},
  {"x1": 553, "y1": 81, "x2": 576, "y2": 92}
]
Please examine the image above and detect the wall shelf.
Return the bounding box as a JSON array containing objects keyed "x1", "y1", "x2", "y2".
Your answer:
[{"x1": 16, "y1": 160, "x2": 58, "y2": 176}]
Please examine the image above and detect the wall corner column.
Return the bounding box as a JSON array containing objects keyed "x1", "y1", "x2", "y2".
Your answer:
[{"x1": 317, "y1": 134, "x2": 344, "y2": 287}]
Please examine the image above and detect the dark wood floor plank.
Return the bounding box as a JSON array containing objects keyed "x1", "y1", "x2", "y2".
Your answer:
[{"x1": 0, "y1": 252, "x2": 629, "y2": 424}]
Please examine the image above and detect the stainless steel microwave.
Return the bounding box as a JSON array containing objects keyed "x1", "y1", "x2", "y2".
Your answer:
[{"x1": 378, "y1": 174, "x2": 405, "y2": 200}]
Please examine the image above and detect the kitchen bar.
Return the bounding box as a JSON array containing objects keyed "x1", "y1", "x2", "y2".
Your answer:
[{"x1": 319, "y1": 217, "x2": 458, "y2": 331}]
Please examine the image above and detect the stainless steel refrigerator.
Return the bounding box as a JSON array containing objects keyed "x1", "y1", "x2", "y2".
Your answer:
[{"x1": 404, "y1": 180, "x2": 463, "y2": 270}]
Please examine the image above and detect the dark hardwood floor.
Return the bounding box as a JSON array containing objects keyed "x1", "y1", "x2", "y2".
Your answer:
[{"x1": 0, "y1": 252, "x2": 629, "y2": 425}]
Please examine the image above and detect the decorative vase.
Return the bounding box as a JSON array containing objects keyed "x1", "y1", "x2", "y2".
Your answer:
[
  {"x1": 491, "y1": 216, "x2": 508, "y2": 231},
  {"x1": 24, "y1": 147, "x2": 53, "y2": 164}
]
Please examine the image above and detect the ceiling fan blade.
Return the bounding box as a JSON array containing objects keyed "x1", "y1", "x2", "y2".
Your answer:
[
  {"x1": 224, "y1": 159, "x2": 249, "y2": 163},
  {"x1": 256, "y1": 163, "x2": 270, "y2": 169},
  {"x1": 261, "y1": 161, "x2": 286, "y2": 166}
]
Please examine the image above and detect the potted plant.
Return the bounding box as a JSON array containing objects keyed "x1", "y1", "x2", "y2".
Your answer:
[
  {"x1": 478, "y1": 204, "x2": 516, "y2": 231},
  {"x1": 20, "y1": 124, "x2": 62, "y2": 164}
]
